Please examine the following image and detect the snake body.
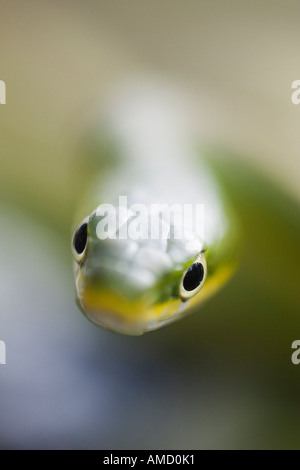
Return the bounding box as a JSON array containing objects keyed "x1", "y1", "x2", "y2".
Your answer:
[{"x1": 72, "y1": 81, "x2": 237, "y2": 335}]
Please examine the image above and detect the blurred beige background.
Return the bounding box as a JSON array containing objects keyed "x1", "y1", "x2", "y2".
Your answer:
[{"x1": 1, "y1": 0, "x2": 300, "y2": 237}]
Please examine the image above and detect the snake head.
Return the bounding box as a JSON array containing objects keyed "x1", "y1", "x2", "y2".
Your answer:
[{"x1": 72, "y1": 206, "x2": 209, "y2": 335}]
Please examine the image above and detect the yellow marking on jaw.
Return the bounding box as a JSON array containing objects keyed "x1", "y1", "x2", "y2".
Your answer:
[
  {"x1": 76, "y1": 261, "x2": 235, "y2": 334},
  {"x1": 79, "y1": 284, "x2": 182, "y2": 328}
]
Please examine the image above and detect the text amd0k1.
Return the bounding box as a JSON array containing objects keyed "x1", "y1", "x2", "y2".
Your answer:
[{"x1": 103, "y1": 454, "x2": 195, "y2": 466}]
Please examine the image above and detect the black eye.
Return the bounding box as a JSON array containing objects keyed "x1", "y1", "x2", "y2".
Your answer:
[
  {"x1": 183, "y1": 262, "x2": 204, "y2": 291},
  {"x1": 179, "y1": 253, "x2": 207, "y2": 300},
  {"x1": 73, "y1": 223, "x2": 88, "y2": 254}
]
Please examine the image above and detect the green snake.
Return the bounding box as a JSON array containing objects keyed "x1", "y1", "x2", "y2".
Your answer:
[{"x1": 72, "y1": 81, "x2": 238, "y2": 335}]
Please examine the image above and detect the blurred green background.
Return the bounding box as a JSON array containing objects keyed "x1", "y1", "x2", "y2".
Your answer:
[{"x1": 1, "y1": 0, "x2": 300, "y2": 449}]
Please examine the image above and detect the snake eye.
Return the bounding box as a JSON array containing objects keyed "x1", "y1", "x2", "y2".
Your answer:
[
  {"x1": 179, "y1": 253, "x2": 207, "y2": 300},
  {"x1": 72, "y1": 220, "x2": 88, "y2": 261}
]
